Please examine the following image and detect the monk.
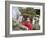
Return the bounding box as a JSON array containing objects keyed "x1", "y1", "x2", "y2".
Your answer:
[{"x1": 22, "y1": 17, "x2": 32, "y2": 30}]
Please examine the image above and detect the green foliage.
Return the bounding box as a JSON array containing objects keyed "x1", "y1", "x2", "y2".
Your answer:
[{"x1": 19, "y1": 7, "x2": 37, "y2": 18}]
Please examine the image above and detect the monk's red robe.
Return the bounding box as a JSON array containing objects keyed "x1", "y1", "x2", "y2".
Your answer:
[{"x1": 22, "y1": 21, "x2": 32, "y2": 30}]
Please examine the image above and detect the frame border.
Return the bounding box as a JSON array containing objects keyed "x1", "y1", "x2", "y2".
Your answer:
[{"x1": 5, "y1": 1, "x2": 45, "y2": 37}]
